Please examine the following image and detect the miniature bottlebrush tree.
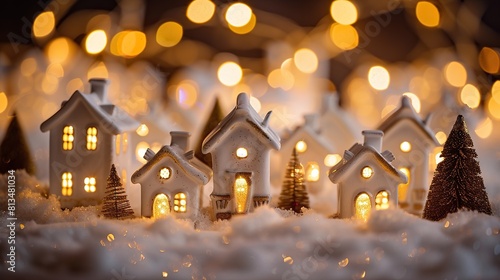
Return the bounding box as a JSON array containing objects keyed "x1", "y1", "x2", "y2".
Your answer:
[
  {"x1": 0, "y1": 112, "x2": 35, "y2": 175},
  {"x1": 423, "y1": 115, "x2": 492, "y2": 221},
  {"x1": 278, "y1": 148, "x2": 310, "y2": 213},
  {"x1": 101, "y1": 164, "x2": 135, "y2": 219}
]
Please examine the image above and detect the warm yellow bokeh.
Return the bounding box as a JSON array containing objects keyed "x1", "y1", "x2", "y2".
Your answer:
[
  {"x1": 225, "y1": 3, "x2": 252, "y2": 27},
  {"x1": 46, "y1": 37, "x2": 72, "y2": 64},
  {"x1": 492, "y1": 80, "x2": 500, "y2": 103},
  {"x1": 460, "y1": 84, "x2": 480, "y2": 109},
  {"x1": 475, "y1": 117, "x2": 493, "y2": 139},
  {"x1": 330, "y1": 0, "x2": 358, "y2": 25},
  {"x1": 0, "y1": 92, "x2": 8, "y2": 114},
  {"x1": 479, "y1": 47, "x2": 500, "y2": 74},
  {"x1": 33, "y1": 11, "x2": 55, "y2": 38},
  {"x1": 368, "y1": 66, "x2": 390, "y2": 91},
  {"x1": 85, "y1": 30, "x2": 107, "y2": 54},
  {"x1": 187, "y1": 0, "x2": 216, "y2": 24},
  {"x1": 87, "y1": 61, "x2": 108, "y2": 79},
  {"x1": 20, "y1": 58, "x2": 37, "y2": 76},
  {"x1": 267, "y1": 68, "x2": 294, "y2": 90},
  {"x1": 294, "y1": 48, "x2": 318, "y2": 74},
  {"x1": 218, "y1": 62, "x2": 243, "y2": 86},
  {"x1": 435, "y1": 131, "x2": 447, "y2": 145},
  {"x1": 229, "y1": 13, "x2": 256, "y2": 34},
  {"x1": 156, "y1": 22, "x2": 183, "y2": 47},
  {"x1": 416, "y1": 1, "x2": 440, "y2": 27},
  {"x1": 487, "y1": 95, "x2": 500, "y2": 120},
  {"x1": 111, "y1": 31, "x2": 146, "y2": 57},
  {"x1": 403, "y1": 92, "x2": 421, "y2": 113},
  {"x1": 329, "y1": 23, "x2": 358, "y2": 50},
  {"x1": 444, "y1": 61, "x2": 467, "y2": 87},
  {"x1": 176, "y1": 80, "x2": 198, "y2": 108}
]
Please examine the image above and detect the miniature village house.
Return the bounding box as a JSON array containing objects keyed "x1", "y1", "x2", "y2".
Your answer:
[
  {"x1": 131, "y1": 131, "x2": 211, "y2": 219},
  {"x1": 40, "y1": 79, "x2": 139, "y2": 208},
  {"x1": 202, "y1": 93, "x2": 281, "y2": 220},
  {"x1": 378, "y1": 96, "x2": 439, "y2": 216},
  {"x1": 329, "y1": 130, "x2": 407, "y2": 220}
]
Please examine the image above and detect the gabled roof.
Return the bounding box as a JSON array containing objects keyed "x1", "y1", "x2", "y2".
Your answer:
[
  {"x1": 131, "y1": 145, "x2": 211, "y2": 185},
  {"x1": 40, "y1": 91, "x2": 138, "y2": 134},
  {"x1": 378, "y1": 96, "x2": 439, "y2": 146},
  {"x1": 282, "y1": 115, "x2": 336, "y2": 153},
  {"x1": 329, "y1": 143, "x2": 407, "y2": 184},
  {"x1": 202, "y1": 93, "x2": 281, "y2": 153}
]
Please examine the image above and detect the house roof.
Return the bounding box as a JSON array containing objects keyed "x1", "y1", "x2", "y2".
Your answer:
[
  {"x1": 329, "y1": 143, "x2": 407, "y2": 184},
  {"x1": 40, "y1": 90, "x2": 138, "y2": 134},
  {"x1": 377, "y1": 96, "x2": 439, "y2": 146},
  {"x1": 131, "y1": 145, "x2": 211, "y2": 185},
  {"x1": 202, "y1": 93, "x2": 281, "y2": 153},
  {"x1": 282, "y1": 115, "x2": 336, "y2": 153}
]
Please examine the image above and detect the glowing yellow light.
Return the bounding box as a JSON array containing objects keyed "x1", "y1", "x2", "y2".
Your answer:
[
  {"x1": 153, "y1": 194, "x2": 171, "y2": 218},
  {"x1": 460, "y1": 84, "x2": 480, "y2": 109},
  {"x1": 355, "y1": 193, "x2": 371, "y2": 221},
  {"x1": 329, "y1": 23, "x2": 358, "y2": 50},
  {"x1": 305, "y1": 162, "x2": 320, "y2": 182},
  {"x1": 435, "y1": 152, "x2": 444, "y2": 165},
  {"x1": 0, "y1": 92, "x2": 8, "y2": 114},
  {"x1": 330, "y1": 0, "x2": 358, "y2": 25},
  {"x1": 46, "y1": 38, "x2": 71, "y2": 64},
  {"x1": 162, "y1": 271, "x2": 168, "y2": 278},
  {"x1": 46, "y1": 63, "x2": 64, "y2": 78},
  {"x1": 174, "y1": 193, "x2": 187, "y2": 213},
  {"x1": 295, "y1": 141, "x2": 307, "y2": 153},
  {"x1": 375, "y1": 191, "x2": 389, "y2": 210},
  {"x1": 111, "y1": 31, "x2": 146, "y2": 58},
  {"x1": 368, "y1": 66, "x2": 390, "y2": 90},
  {"x1": 398, "y1": 168, "x2": 410, "y2": 203},
  {"x1": 361, "y1": 166, "x2": 373, "y2": 179},
  {"x1": 402, "y1": 92, "x2": 421, "y2": 113},
  {"x1": 21, "y1": 58, "x2": 37, "y2": 76},
  {"x1": 86, "y1": 127, "x2": 98, "y2": 150},
  {"x1": 435, "y1": 131, "x2": 447, "y2": 145},
  {"x1": 400, "y1": 141, "x2": 412, "y2": 152},
  {"x1": 85, "y1": 30, "x2": 107, "y2": 54},
  {"x1": 66, "y1": 78, "x2": 83, "y2": 93},
  {"x1": 293, "y1": 48, "x2": 318, "y2": 74},
  {"x1": 159, "y1": 167, "x2": 171, "y2": 179},
  {"x1": 176, "y1": 80, "x2": 198, "y2": 108},
  {"x1": 492, "y1": 81, "x2": 500, "y2": 103},
  {"x1": 488, "y1": 95, "x2": 500, "y2": 120},
  {"x1": 475, "y1": 117, "x2": 493, "y2": 139},
  {"x1": 217, "y1": 62, "x2": 242, "y2": 86},
  {"x1": 63, "y1": 125, "x2": 74, "y2": 150},
  {"x1": 156, "y1": 22, "x2": 183, "y2": 47},
  {"x1": 225, "y1": 3, "x2": 252, "y2": 27},
  {"x1": 444, "y1": 61, "x2": 467, "y2": 87},
  {"x1": 33, "y1": 11, "x2": 55, "y2": 38},
  {"x1": 324, "y1": 154, "x2": 342, "y2": 167},
  {"x1": 234, "y1": 176, "x2": 249, "y2": 213},
  {"x1": 267, "y1": 69, "x2": 294, "y2": 90},
  {"x1": 479, "y1": 47, "x2": 500, "y2": 74},
  {"x1": 228, "y1": 13, "x2": 256, "y2": 34},
  {"x1": 136, "y1": 124, "x2": 149, "y2": 136},
  {"x1": 187, "y1": 0, "x2": 216, "y2": 24},
  {"x1": 136, "y1": 141, "x2": 150, "y2": 162},
  {"x1": 84, "y1": 177, "x2": 96, "y2": 193},
  {"x1": 107, "y1": 233, "x2": 115, "y2": 242},
  {"x1": 236, "y1": 147, "x2": 248, "y2": 158},
  {"x1": 249, "y1": 96, "x2": 261, "y2": 113},
  {"x1": 61, "y1": 172, "x2": 73, "y2": 196},
  {"x1": 41, "y1": 75, "x2": 58, "y2": 95},
  {"x1": 87, "y1": 61, "x2": 109, "y2": 79},
  {"x1": 416, "y1": 1, "x2": 440, "y2": 28}
]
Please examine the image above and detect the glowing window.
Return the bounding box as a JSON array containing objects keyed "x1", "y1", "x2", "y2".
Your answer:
[
  {"x1": 305, "y1": 162, "x2": 320, "y2": 182},
  {"x1": 400, "y1": 141, "x2": 411, "y2": 152},
  {"x1": 236, "y1": 147, "x2": 248, "y2": 159},
  {"x1": 375, "y1": 191, "x2": 390, "y2": 210},
  {"x1": 61, "y1": 172, "x2": 73, "y2": 196},
  {"x1": 174, "y1": 193, "x2": 187, "y2": 213},
  {"x1": 84, "y1": 177, "x2": 96, "y2": 193},
  {"x1": 63, "y1": 126, "x2": 74, "y2": 150},
  {"x1": 86, "y1": 127, "x2": 98, "y2": 150},
  {"x1": 153, "y1": 193, "x2": 170, "y2": 218},
  {"x1": 398, "y1": 167, "x2": 410, "y2": 204},
  {"x1": 136, "y1": 124, "x2": 149, "y2": 136},
  {"x1": 295, "y1": 141, "x2": 307, "y2": 153},
  {"x1": 123, "y1": 133, "x2": 128, "y2": 153},
  {"x1": 159, "y1": 167, "x2": 171, "y2": 180},
  {"x1": 355, "y1": 192, "x2": 371, "y2": 221},
  {"x1": 361, "y1": 166, "x2": 373, "y2": 179},
  {"x1": 115, "y1": 134, "x2": 121, "y2": 155}
]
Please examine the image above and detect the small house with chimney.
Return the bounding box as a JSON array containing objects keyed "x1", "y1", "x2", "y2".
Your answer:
[
  {"x1": 202, "y1": 93, "x2": 281, "y2": 220},
  {"x1": 131, "y1": 131, "x2": 211, "y2": 219},
  {"x1": 40, "y1": 79, "x2": 139, "y2": 209},
  {"x1": 378, "y1": 96, "x2": 439, "y2": 216},
  {"x1": 329, "y1": 130, "x2": 407, "y2": 220}
]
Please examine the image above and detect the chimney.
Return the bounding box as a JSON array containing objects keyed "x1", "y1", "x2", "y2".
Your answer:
[
  {"x1": 170, "y1": 131, "x2": 190, "y2": 151},
  {"x1": 362, "y1": 130, "x2": 384, "y2": 152},
  {"x1": 304, "y1": 114, "x2": 320, "y2": 133},
  {"x1": 89, "y1": 78, "x2": 109, "y2": 102}
]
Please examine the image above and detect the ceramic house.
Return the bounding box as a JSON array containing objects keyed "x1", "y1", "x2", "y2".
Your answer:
[
  {"x1": 202, "y1": 93, "x2": 281, "y2": 220},
  {"x1": 377, "y1": 96, "x2": 439, "y2": 216},
  {"x1": 131, "y1": 131, "x2": 211, "y2": 219},
  {"x1": 40, "y1": 79, "x2": 139, "y2": 209},
  {"x1": 329, "y1": 130, "x2": 407, "y2": 220}
]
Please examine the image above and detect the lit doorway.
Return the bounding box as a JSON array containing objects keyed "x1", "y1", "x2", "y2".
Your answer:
[
  {"x1": 355, "y1": 192, "x2": 371, "y2": 221},
  {"x1": 153, "y1": 193, "x2": 171, "y2": 218}
]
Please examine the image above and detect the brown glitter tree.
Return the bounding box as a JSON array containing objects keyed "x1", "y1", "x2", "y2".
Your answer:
[
  {"x1": 101, "y1": 164, "x2": 135, "y2": 219},
  {"x1": 423, "y1": 115, "x2": 492, "y2": 221},
  {"x1": 278, "y1": 148, "x2": 310, "y2": 213}
]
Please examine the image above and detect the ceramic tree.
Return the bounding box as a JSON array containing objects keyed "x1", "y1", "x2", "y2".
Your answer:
[
  {"x1": 0, "y1": 112, "x2": 35, "y2": 175},
  {"x1": 278, "y1": 148, "x2": 310, "y2": 213},
  {"x1": 423, "y1": 115, "x2": 492, "y2": 221},
  {"x1": 101, "y1": 164, "x2": 135, "y2": 220}
]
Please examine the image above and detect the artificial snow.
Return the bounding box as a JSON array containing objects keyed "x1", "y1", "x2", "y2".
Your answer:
[{"x1": 1, "y1": 172, "x2": 500, "y2": 279}]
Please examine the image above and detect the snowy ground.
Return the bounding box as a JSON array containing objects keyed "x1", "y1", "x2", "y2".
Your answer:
[{"x1": 1, "y1": 171, "x2": 500, "y2": 280}]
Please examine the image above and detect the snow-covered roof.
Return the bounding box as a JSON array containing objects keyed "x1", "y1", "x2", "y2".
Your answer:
[
  {"x1": 378, "y1": 96, "x2": 439, "y2": 146},
  {"x1": 131, "y1": 145, "x2": 211, "y2": 185},
  {"x1": 202, "y1": 93, "x2": 281, "y2": 153},
  {"x1": 40, "y1": 89, "x2": 138, "y2": 134},
  {"x1": 282, "y1": 114, "x2": 336, "y2": 153},
  {"x1": 329, "y1": 143, "x2": 407, "y2": 184}
]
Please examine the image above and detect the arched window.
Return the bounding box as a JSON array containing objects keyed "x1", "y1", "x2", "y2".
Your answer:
[
  {"x1": 355, "y1": 192, "x2": 371, "y2": 221},
  {"x1": 153, "y1": 194, "x2": 170, "y2": 218},
  {"x1": 375, "y1": 191, "x2": 390, "y2": 210}
]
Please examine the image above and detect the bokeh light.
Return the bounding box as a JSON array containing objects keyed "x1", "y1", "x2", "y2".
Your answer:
[
  {"x1": 368, "y1": 66, "x2": 390, "y2": 90},
  {"x1": 186, "y1": 0, "x2": 216, "y2": 24},
  {"x1": 416, "y1": 1, "x2": 440, "y2": 28},
  {"x1": 435, "y1": 131, "x2": 447, "y2": 145},
  {"x1": 460, "y1": 84, "x2": 480, "y2": 109},
  {"x1": 444, "y1": 61, "x2": 467, "y2": 87},
  {"x1": 479, "y1": 47, "x2": 500, "y2": 74},
  {"x1": 156, "y1": 22, "x2": 183, "y2": 47},
  {"x1": 218, "y1": 62, "x2": 243, "y2": 86},
  {"x1": 475, "y1": 117, "x2": 492, "y2": 139},
  {"x1": 330, "y1": 23, "x2": 358, "y2": 50},
  {"x1": 403, "y1": 92, "x2": 421, "y2": 113},
  {"x1": 33, "y1": 11, "x2": 55, "y2": 38},
  {"x1": 229, "y1": 13, "x2": 256, "y2": 34},
  {"x1": 111, "y1": 31, "x2": 146, "y2": 57},
  {"x1": 0, "y1": 92, "x2": 8, "y2": 114},
  {"x1": 46, "y1": 37, "x2": 72, "y2": 64},
  {"x1": 294, "y1": 48, "x2": 318, "y2": 74},
  {"x1": 85, "y1": 30, "x2": 107, "y2": 55},
  {"x1": 225, "y1": 3, "x2": 252, "y2": 27},
  {"x1": 330, "y1": 0, "x2": 358, "y2": 25},
  {"x1": 176, "y1": 80, "x2": 198, "y2": 108}
]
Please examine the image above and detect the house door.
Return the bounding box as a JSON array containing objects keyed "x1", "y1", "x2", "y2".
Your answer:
[
  {"x1": 355, "y1": 192, "x2": 371, "y2": 221},
  {"x1": 153, "y1": 193, "x2": 171, "y2": 218},
  {"x1": 234, "y1": 173, "x2": 252, "y2": 213}
]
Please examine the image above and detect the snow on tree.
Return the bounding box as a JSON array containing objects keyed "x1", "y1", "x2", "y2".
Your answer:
[
  {"x1": 0, "y1": 112, "x2": 35, "y2": 175},
  {"x1": 277, "y1": 148, "x2": 310, "y2": 213},
  {"x1": 101, "y1": 164, "x2": 135, "y2": 219},
  {"x1": 423, "y1": 115, "x2": 492, "y2": 221}
]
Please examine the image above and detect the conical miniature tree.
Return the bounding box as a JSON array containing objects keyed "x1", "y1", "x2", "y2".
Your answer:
[
  {"x1": 101, "y1": 164, "x2": 135, "y2": 219},
  {"x1": 195, "y1": 98, "x2": 224, "y2": 167},
  {"x1": 423, "y1": 115, "x2": 492, "y2": 221},
  {"x1": 0, "y1": 112, "x2": 35, "y2": 175},
  {"x1": 278, "y1": 148, "x2": 310, "y2": 213}
]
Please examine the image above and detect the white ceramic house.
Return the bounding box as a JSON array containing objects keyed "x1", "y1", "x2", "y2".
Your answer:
[
  {"x1": 377, "y1": 96, "x2": 439, "y2": 216},
  {"x1": 40, "y1": 79, "x2": 139, "y2": 209},
  {"x1": 202, "y1": 93, "x2": 281, "y2": 220},
  {"x1": 131, "y1": 131, "x2": 211, "y2": 219},
  {"x1": 329, "y1": 130, "x2": 407, "y2": 220}
]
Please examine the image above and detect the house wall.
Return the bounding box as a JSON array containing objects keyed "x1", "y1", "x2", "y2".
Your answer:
[
  {"x1": 338, "y1": 152, "x2": 399, "y2": 218},
  {"x1": 111, "y1": 131, "x2": 138, "y2": 211}
]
